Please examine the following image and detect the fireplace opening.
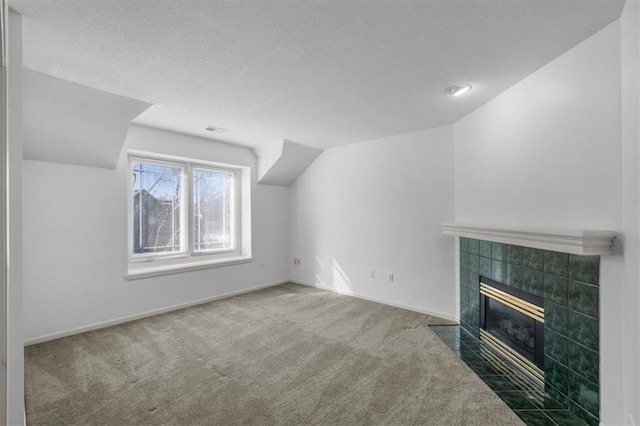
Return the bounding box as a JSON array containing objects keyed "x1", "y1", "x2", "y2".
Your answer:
[{"x1": 479, "y1": 276, "x2": 544, "y2": 385}]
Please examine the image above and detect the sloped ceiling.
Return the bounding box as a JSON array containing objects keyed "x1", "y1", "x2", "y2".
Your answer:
[
  {"x1": 256, "y1": 140, "x2": 323, "y2": 187},
  {"x1": 23, "y1": 69, "x2": 151, "y2": 169},
  {"x1": 12, "y1": 1, "x2": 625, "y2": 150}
]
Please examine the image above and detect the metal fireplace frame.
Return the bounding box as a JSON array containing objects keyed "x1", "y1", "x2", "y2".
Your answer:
[{"x1": 479, "y1": 276, "x2": 545, "y2": 385}]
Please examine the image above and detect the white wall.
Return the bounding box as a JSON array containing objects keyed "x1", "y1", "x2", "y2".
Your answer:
[
  {"x1": 289, "y1": 126, "x2": 456, "y2": 319},
  {"x1": 620, "y1": 2, "x2": 640, "y2": 424},
  {"x1": 7, "y1": 10, "x2": 24, "y2": 426},
  {"x1": 23, "y1": 124, "x2": 290, "y2": 342},
  {"x1": 454, "y1": 20, "x2": 634, "y2": 425}
]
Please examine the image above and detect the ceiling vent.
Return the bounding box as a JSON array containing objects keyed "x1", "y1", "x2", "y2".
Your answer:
[{"x1": 204, "y1": 125, "x2": 229, "y2": 133}]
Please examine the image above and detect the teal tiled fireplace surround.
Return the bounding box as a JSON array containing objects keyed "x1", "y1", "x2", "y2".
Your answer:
[{"x1": 459, "y1": 237, "x2": 600, "y2": 425}]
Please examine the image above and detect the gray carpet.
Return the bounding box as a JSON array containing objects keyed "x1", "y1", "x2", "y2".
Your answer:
[{"x1": 25, "y1": 283, "x2": 524, "y2": 425}]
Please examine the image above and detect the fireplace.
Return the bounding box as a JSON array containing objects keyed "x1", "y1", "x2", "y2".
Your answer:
[
  {"x1": 479, "y1": 276, "x2": 544, "y2": 386},
  {"x1": 447, "y1": 230, "x2": 608, "y2": 425}
]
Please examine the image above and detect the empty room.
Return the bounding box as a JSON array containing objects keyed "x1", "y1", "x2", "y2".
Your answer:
[{"x1": 1, "y1": 0, "x2": 639, "y2": 425}]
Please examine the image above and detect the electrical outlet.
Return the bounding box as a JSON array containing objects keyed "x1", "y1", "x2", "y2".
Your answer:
[
  {"x1": 293, "y1": 258, "x2": 301, "y2": 266},
  {"x1": 369, "y1": 270, "x2": 375, "y2": 279},
  {"x1": 388, "y1": 273, "x2": 394, "y2": 282}
]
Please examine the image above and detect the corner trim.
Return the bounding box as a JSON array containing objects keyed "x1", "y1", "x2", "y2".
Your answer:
[
  {"x1": 441, "y1": 222, "x2": 616, "y2": 255},
  {"x1": 24, "y1": 279, "x2": 288, "y2": 346},
  {"x1": 290, "y1": 279, "x2": 457, "y2": 322}
]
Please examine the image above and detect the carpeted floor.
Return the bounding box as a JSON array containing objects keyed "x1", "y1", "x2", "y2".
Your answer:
[{"x1": 25, "y1": 283, "x2": 524, "y2": 425}]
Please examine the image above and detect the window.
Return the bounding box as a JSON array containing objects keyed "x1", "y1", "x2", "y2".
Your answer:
[{"x1": 127, "y1": 151, "x2": 251, "y2": 279}]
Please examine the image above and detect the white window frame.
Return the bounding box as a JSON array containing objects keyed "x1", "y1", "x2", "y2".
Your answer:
[{"x1": 126, "y1": 150, "x2": 252, "y2": 280}]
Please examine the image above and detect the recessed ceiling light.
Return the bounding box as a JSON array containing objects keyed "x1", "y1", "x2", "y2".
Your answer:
[
  {"x1": 445, "y1": 84, "x2": 472, "y2": 97},
  {"x1": 204, "y1": 125, "x2": 229, "y2": 133}
]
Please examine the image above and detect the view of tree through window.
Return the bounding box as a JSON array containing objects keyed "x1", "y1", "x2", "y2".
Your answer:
[
  {"x1": 193, "y1": 169, "x2": 234, "y2": 252},
  {"x1": 130, "y1": 157, "x2": 240, "y2": 261},
  {"x1": 132, "y1": 162, "x2": 182, "y2": 255}
]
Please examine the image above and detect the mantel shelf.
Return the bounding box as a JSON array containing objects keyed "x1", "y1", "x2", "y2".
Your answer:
[{"x1": 441, "y1": 223, "x2": 616, "y2": 255}]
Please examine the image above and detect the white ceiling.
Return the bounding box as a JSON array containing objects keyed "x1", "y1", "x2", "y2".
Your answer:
[{"x1": 11, "y1": 0, "x2": 624, "y2": 150}]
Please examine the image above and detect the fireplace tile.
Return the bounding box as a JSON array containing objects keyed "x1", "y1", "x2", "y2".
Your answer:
[
  {"x1": 479, "y1": 257, "x2": 492, "y2": 278},
  {"x1": 506, "y1": 245, "x2": 524, "y2": 266},
  {"x1": 492, "y1": 242, "x2": 506, "y2": 261},
  {"x1": 491, "y1": 260, "x2": 507, "y2": 282},
  {"x1": 545, "y1": 356, "x2": 569, "y2": 395},
  {"x1": 544, "y1": 251, "x2": 569, "y2": 277},
  {"x1": 545, "y1": 383, "x2": 568, "y2": 406},
  {"x1": 461, "y1": 338, "x2": 481, "y2": 352},
  {"x1": 545, "y1": 302, "x2": 569, "y2": 335},
  {"x1": 569, "y1": 401, "x2": 599, "y2": 426},
  {"x1": 460, "y1": 344, "x2": 481, "y2": 361},
  {"x1": 459, "y1": 331, "x2": 477, "y2": 344},
  {"x1": 466, "y1": 358, "x2": 499, "y2": 376},
  {"x1": 514, "y1": 410, "x2": 557, "y2": 426},
  {"x1": 469, "y1": 254, "x2": 479, "y2": 274},
  {"x1": 568, "y1": 374, "x2": 599, "y2": 419},
  {"x1": 469, "y1": 277, "x2": 480, "y2": 311},
  {"x1": 523, "y1": 247, "x2": 545, "y2": 272},
  {"x1": 568, "y1": 311, "x2": 598, "y2": 352},
  {"x1": 429, "y1": 325, "x2": 460, "y2": 334},
  {"x1": 568, "y1": 255, "x2": 599, "y2": 286},
  {"x1": 496, "y1": 390, "x2": 538, "y2": 410},
  {"x1": 523, "y1": 269, "x2": 544, "y2": 297},
  {"x1": 460, "y1": 302, "x2": 469, "y2": 321},
  {"x1": 506, "y1": 264, "x2": 524, "y2": 289},
  {"x1": 532, "y1": 394, "x2": 567, "y2": 410},
  {"x1": 468, "y1": 269, "x2": 479, "y2": 296},
  {"x1": 543, "y1": 409, "x2": 587, "y2": 425},
  {"x1": 460, "y1": 266, "x2": 469, "y2": 291},
  {"x1": 479, "y1": 240, "x2": 492, "y2": 258},
  {"x1": 469, "y1": 292, "x2": 479, "y2": 313},
  {"x1": 545, "y1": 328, "x2": 569, "y2": 365},
  {"x1": 461, "y1": 309, "x2": 471, "y2": 326},
  {"x1": 460, "y1": 250, "x2": 469, "y2": 270},
  {"x1": 568, "y1": 281, "x2": 599, "y2": 318},
  {"x1": 462, "y1": 322, "x2": 479, "y2": 339},
  {"x1": 568, "y1": 342, "x2": 599, "y2": 385},
  {"x1": 544, "y1": 275, "x2": 569, "y2": 306},
  {"x1": 482, "y1": 374, "x2": 516, "y2": 391},
  {"x1": 461, "y1": 319, "x2": 472, "y2": 335},
  {"x1": 470, "y1": 309, "x2": 480, "y2": 328},
  {"x1": 460, "y1": 237, "x2": 469, "y2": 252},
  {"x1": 442, "y1": 338, "x2": 462, "y2": 351},
  {"x1": 468, "y1": 238, "x2": 480, "y2": 255},
  {"x1": 468, "y1": 267, "x2": 478, "y2": 285},
  {"x1": 522, "y1": 412, "x2": 558, "y2": 426}
]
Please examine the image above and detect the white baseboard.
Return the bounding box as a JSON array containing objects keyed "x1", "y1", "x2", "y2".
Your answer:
[
  {"x1": 290, "y1": 279, "x2": 457, "y2": 322},
  {"x1": 24, "y1": 279, "x2": 289, "y2": 346}
]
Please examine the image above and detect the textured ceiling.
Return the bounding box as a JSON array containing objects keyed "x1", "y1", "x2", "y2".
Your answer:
[{"x1": 11, "y1": 0, "x2": 624, "y2": 149}]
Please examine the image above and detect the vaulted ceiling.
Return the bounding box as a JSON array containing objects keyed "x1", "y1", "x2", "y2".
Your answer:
[{"x1": 12, "y1": 0, "x2": 625, "y2": 149}]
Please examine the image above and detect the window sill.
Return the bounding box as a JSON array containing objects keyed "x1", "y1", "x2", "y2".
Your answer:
[{"x1": 125, "y1": 256, "x2": 252, "y2": 280}]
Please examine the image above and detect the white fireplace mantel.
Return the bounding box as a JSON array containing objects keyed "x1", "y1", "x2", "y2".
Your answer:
[{"x1": 441, "y1": 223, "x2": 616, "y2": 256}]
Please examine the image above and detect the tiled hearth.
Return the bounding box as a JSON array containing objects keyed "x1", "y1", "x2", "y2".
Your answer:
[
  {"x1": 430, "y1": 324, "x2": 583, "y2": 425},
  {"x1": 438, "y1": 237, "x2": 601, "y2": 426}
]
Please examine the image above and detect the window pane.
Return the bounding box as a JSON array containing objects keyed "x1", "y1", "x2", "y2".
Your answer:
[
  {"x1": 193, "y1": 168, "x2": 234, "y2": 252},
  {"x1": 132, "y1": 162, "x2": 182, "y2": 255}
]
